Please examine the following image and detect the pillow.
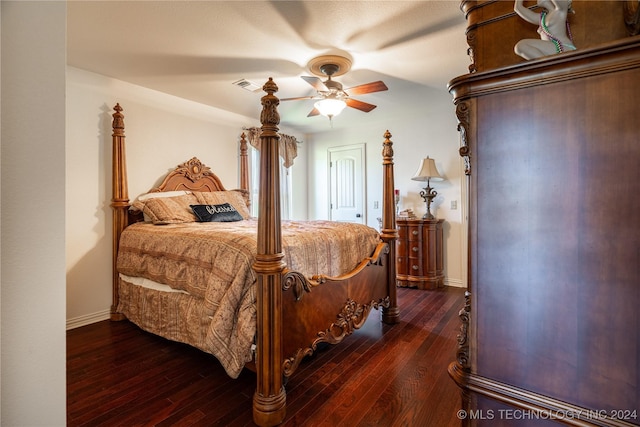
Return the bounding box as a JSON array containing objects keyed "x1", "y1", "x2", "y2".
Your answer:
[
  {"x1": 138, "y1": 194, "x2": 199, "y2": 224},
  {"x1": 137, "y1": 190, "x2": 191, "y2": 202},
  {"x1": 130, "y1": 190, "x2": 192, "y2": 219},
  {"x1": 192, "y1": 191, "x2": 251, "y2": 219},
  {"x1": 191, "y1": 203, "x2": 244, "y2": 222}
]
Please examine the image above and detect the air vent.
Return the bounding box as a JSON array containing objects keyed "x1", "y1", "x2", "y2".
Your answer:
[{"x1": 233, "y1": 79, "x2": 262, "y2": 92}]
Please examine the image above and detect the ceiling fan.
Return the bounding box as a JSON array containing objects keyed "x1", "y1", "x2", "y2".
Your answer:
[{"x1": 281, "y1": 55, "x2": 388, "y2": 121}]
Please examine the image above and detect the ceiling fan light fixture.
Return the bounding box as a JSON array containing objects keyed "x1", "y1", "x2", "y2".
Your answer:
[
  {"x1": 314, "y1": 98, "x2": 347, "y2": 119},
  {"x1": 280, "y1": 54, "x2": 387, "y2": 124}
]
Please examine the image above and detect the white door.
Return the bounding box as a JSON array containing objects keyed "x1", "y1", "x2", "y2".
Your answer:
[{"x1": 329, "y1": 144, "x2": 365, "y2": 224}]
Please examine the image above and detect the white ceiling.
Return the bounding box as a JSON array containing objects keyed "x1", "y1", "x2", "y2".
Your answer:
[{"x1": 67, "y1": 1, "x2": 470, "y2": 134}]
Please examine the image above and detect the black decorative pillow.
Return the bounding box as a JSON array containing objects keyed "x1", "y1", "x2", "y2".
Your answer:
[{"x1": 190, "y1": 203, "x2": 244, "y2": 222}]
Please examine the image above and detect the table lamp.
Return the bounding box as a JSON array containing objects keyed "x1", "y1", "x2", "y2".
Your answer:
[{"x1": 411, "y1": 156, "x2": 444, "y2": 219}]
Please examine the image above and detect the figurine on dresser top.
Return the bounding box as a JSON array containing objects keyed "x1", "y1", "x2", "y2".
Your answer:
[{"x1": 514, "y1": 0, "x2": 576, "y2": 60}]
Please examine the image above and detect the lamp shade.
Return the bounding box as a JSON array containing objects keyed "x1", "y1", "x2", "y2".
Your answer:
[
  {"x1": 411, "y1": 157, "x2": 443, "y2": 182},
  {"x1": 314, "y1": 98, "x2": 347, "y2": 118}
]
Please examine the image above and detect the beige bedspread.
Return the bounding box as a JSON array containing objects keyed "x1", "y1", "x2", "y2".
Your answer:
[{"x1": 116, "y1": 219, "x2": 380, "y2": 378}]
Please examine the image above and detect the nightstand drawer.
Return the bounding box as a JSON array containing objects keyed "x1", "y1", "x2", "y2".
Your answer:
[
  {"x1": 409, "y1": 244, "x2": 421, "y2": 255},
  {"x1": 407, "y1": 226, "x2": 422, "y2": 242},
  {"x1": 396, "y1": 256, "x2": 408, "y2": 275},
  {"x1": 408, "y1": 257, "x2": 423, "y2": 275}
]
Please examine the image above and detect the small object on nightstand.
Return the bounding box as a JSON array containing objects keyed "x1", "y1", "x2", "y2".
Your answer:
[
  {"x1": 397, "y1": 208, "x2": 416, "y2": 219},
  {"x1": 396, "y1": 217, "x2": 444, "y2": 290}
]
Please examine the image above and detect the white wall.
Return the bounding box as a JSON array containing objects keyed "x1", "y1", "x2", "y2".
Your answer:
[
  {"x1": 65, "y1": 67, "x2": 308, "y2": 327},
  {"x1": 306, "y1": 87, "x2": 466, "y2": 287},
  {"x1": 1, "y1": 1, "x2": 67, "y2": 425}
]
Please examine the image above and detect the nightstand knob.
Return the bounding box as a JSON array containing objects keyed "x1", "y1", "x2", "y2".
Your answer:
[
  {"x1": 412, "y1": 246, "x2": 418, "y2": 252},
  {"x1": 412, "y1": 230, "x2": 419, "y2": 236},
  {"x1": 412, "y1": 265, "x2": 419, "y2": 271}
]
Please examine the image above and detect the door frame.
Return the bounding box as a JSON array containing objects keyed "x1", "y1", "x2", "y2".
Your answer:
[{"x1": 327, "y1": 143, "x2": 366, "y2": 224}]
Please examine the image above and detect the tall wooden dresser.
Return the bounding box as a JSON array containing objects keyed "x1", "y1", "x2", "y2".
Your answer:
[
  {"x1": 396, "y1": 218, "x2": 444, "y2": 290},
  {"x1": 448, "y1": 2, "x2": 640, "y2": 425}
]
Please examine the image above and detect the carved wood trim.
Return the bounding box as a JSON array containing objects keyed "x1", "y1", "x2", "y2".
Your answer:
[
  {"x1": 282, "y1": 297, "x2": 391, "y2": 379},
  {"x1": 460, "y1": 0, "x2": 516, "y2": 74},
  {"x1": 149, "y1": 157, "x2": 226, "y2": 193},
  {"x1": 460, "y1": 0, "x2": 478, "y2": 73},
  {"x1": 455, "y1": 101, "x2": 472, "y2": 176},
  {"x1": 455, "y1": 291, "x2": 471, "y2": 371},
  {"x1": 466, "y1": 32, "x2": 477, "y2": 74},
  {"x1": 282, "y1": 270, "x2": 316, "y2": 301},
  {"x1": 448, "y1": 291, "x2": 472, "y2": 424},
  {"x1": 174, "y1": 157, "x2": 213, "y2": 182},
  {"x1": 624, "y1": 0, "x2": 640, "y2": 36}
]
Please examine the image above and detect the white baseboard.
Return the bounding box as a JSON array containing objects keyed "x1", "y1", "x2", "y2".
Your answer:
[
  {"x1": 66, "y1": 309, "x2": 111, "y2": 330},
  {"x1": 446, "y1": 277, "x2": 465, "y2": 288}
]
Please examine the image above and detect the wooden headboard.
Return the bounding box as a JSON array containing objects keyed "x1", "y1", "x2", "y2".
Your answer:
[
  {"x1": 147, "y1": 156, "x2": 251, "y2": 209},
  {"x1": 151, "y1": 157, "x2": 228, "y2": 192}
]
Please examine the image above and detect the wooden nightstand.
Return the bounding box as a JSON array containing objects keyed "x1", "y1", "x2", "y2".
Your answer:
[{"x1": 396, "y1": 218, "x2": 444, "y2": 289}]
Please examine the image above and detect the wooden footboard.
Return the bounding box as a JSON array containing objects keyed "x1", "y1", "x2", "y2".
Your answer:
[{"x1": 280, "y1": 241, "x2": 392, "y2": 379}]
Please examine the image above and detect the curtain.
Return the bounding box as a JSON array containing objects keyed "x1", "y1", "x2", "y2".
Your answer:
[{"x1": 245, "y1": 127, "x2": 299, "y2": 168}]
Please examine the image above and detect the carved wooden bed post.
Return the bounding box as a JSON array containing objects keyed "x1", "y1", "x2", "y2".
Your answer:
[
  {"x1": 380, "y1": 130, "x2": 400, "y2": 324},
  {"x1": 252, "y1": 78, "x2": 287, "y2": 426},
  {"x1": 110, "y1": 104, "x2": 128, "y2": 321}
]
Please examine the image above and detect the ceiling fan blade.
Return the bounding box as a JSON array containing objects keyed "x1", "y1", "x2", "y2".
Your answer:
[
  {"x1": 301, "y1": 76, "x2": 329, "y2": 92},
  {"x1": 307, "y1": 107, "x2": 320, "y2": 117},
  {"x1": 280, "y1": 95, "x2": 318, "y2": 101},
  {"x1": 346, "y1": 98, "x2": 377, "y2": 113},
  {"x1": 345, "y1": 81, "x2": 388, "y2": 95}
]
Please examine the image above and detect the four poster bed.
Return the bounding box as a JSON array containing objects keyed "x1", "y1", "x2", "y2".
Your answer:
[{"x1": 109, "y1": 78, "x2": 399, "y2": 426}]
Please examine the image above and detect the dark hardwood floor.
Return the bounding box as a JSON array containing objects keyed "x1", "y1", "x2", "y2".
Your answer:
[{"x1": 67, "y1": 286, "x2": 465, "y2": 427}]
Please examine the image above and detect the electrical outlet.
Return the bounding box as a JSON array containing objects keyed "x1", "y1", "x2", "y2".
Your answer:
[
  {"x1": 451, "y1": 200, "x2": 458, "y2": 210},
  {"x1": 373, "y1": 201, "x2": 379, "y2": 209}
]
